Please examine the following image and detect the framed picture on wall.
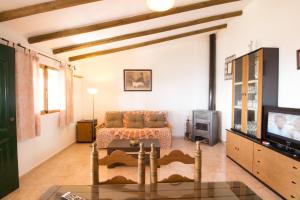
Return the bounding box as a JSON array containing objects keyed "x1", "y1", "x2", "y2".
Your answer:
[
  {"x1": 124, "y1": 69, "x2": 152, "y2": 91},
  {"x1": 297, "y1": 49, "x2": 300, "y2": 70},
  {"x1": 224, "y1": 55, "x2": 236, "y2": 80}
]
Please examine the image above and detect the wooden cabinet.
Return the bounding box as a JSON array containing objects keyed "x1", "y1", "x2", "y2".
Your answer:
[
  {"x1": 76, "y1": 120, "x2": 97, "y2": 143},
  {"x1": 253, "y1": 143, "x2": 300, "y2": 200},
  {"x1": 227, "y1": 130, "x2": 300, "y2": 199},
  {"x1": 226, "y1": 131, "x2": 254, "y2": 172},
  {"x1": 228, "y1": 48, "x2": 299, "y2": 199},
  {"x1": 232, "y1": 48, "x2": 279, "y2": 138}
]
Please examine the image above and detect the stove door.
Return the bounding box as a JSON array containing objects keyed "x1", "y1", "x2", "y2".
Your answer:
[{"x1": 193, "y1": 119, "x2": 210, "y2": 138}]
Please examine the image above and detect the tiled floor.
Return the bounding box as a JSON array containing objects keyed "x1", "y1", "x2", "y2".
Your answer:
[{"x1": 3, "y1": 138, "x2": 282, "y2": 200}]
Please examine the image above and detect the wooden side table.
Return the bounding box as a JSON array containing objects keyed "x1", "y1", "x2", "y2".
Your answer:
[{"x1": 76, "y1": 119, "x2": 97, "y2": 143}]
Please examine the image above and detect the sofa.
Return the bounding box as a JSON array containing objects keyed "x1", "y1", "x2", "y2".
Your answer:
[{"x1": 96, "y1": 111, "x2": 172, "y2": 149}]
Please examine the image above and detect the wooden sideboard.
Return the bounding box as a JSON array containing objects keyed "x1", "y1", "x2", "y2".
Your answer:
[
  {"x1": 226, "y1": 131, "x2": 300, "y2": 199},
  {"x1": 76, "y1": 119, "x2": 97, "y2": 143}
]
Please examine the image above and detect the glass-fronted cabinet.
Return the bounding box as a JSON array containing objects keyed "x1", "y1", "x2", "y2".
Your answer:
[
  {"x1": 231, "y1": 48, "x2": 279, "y2": 139},
  {"x1": 232, "y1": 52, "x2": 262, "y2": 137},
  {"x1": 232, "y1": 52, "x2": 261, "y2": 136}
]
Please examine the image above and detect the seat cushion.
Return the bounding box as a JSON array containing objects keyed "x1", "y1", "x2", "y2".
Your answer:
[
  {"x1": 106, "y1": 112, "x2": 123, "y2": 128},
  {"x1": 127, "y1": 113, "x2": 144, "y2": 128},
  {"x1": 146, "y1": 121, "x2": 166, "y2": 128},
  {"x1": 96, "y1": 127, "x2": 172, "y2": 149}
]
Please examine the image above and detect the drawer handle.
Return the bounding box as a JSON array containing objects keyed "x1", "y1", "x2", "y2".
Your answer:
[
  {"x1": 257, "y1": 160, "x2": 261, "y2": 163},
  {"x1": 292, "y1": 166, "x2": 298, "y2": 170},
  {"x1": 291, "y1": 181, "x2": 296, "y2": 184},
  {"x1": 256, "y1": 171, "x2": 260, "y2": 174},
  {"x1": 290, "y1": 195, "x2": 295, "y2": 199},
  {"x1": 257, "y1": 149, "x2": 261, "y2": 152}
]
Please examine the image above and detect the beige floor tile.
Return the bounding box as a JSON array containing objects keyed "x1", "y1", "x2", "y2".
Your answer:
[{"x1": 3, "y1": 138, "x2": 283, "y2": 200}]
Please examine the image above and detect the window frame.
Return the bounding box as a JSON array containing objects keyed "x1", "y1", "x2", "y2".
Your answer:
[{"x1": 40, "y1": 64, "x2": 61, "y2": 115}]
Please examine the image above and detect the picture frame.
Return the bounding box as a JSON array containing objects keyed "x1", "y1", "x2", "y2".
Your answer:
[
  {"x1": 224, "y1": 55, "x2": 236, "y2": 80},
  {"x1": 297, "y1": 49, "x2": 300, "y2": 70},
  {"x1": 123, "y1": 69, "x2": 152, "y2": 91}
]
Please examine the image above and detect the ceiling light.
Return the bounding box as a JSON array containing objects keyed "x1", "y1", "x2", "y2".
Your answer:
[{"x1": 147, "y1": 0, "x2": 175, "y2": 12}]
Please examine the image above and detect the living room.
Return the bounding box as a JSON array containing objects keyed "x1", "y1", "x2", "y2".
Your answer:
[{"x1": 0, "y1": 0, "x2": 299, "y2": 200}]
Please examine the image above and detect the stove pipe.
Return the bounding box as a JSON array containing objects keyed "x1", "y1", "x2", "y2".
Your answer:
[{"x1": 208, "y1": 34, "x2": 216, "y2": 111}]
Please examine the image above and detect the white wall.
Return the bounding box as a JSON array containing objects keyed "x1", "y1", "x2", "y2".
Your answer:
[
  {"x1": 0, "y1": 24, "x2": 80, "y2": 176},
  {"x1": 74, "y1": 35, "x2": 210, "y2": 136},
  {"x1": 17, "y1": 77, "x2": 83, "y2": 176},
  {"x1": 216, "y1": 0, "x2": 300, "y2": 141}
]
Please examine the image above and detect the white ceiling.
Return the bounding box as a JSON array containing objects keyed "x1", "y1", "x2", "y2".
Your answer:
[{"x1": 0, "y1": 0, "x2": 252, "y2": 61}]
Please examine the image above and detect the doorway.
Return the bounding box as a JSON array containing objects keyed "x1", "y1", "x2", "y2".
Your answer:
[{"x1": 0, "y1": 44, "x2": 19, "y2": 198}]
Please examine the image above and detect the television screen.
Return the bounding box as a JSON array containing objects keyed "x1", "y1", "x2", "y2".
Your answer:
[{"x1": 267, "y1": 112, "x2": 300, "y2": 142}]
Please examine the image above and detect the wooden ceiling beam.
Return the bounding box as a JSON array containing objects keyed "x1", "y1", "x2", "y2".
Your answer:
[
  {"x1": 28, "y1": 0, "x2": 240, "y2": 44},
  {"x1": 53, "y1": 11, "x2": 242, "y2": 54},
  {"x1": 0, "y1": 0, "x2": 101, "y2": 22},
  {"x1": 69, "y1": 24, "x2": 227, "y2": 61}
]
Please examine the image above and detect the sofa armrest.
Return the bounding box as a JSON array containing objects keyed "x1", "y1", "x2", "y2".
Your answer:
[{"x1": 96, "y1": 122, "x2": 105, "y2": 130}]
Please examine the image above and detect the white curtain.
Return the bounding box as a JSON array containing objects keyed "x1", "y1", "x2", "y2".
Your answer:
[
  {"x1": 59, "y1": 64, "x2": 74, "y2": 127},
  {"x1": 15, "y1": 48, "x2": 41, "y2": 142}
]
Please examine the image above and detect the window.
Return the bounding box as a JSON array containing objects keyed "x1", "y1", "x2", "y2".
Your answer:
[{"x1": 39, "y1": 65, "x2": 65, "y2": 114}]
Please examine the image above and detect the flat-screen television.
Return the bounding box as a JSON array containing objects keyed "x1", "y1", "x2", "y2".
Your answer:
[{"x1": 263, "y1": 106, "x2": 300, "y2": 151}]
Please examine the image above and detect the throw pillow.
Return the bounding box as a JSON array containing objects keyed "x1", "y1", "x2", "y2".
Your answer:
[
  {"x1": 127, "y1": 113, "x2": 144, "y2": 128},
  {"x1": 148, "y1": 113, "x2": 165, "y2": 121},
  {"x1": 145, "y1": 113, "x2": 167, "y2": 128},
  {"x1": 105, "y1": 112, "x2": 123, "y2": 128}
]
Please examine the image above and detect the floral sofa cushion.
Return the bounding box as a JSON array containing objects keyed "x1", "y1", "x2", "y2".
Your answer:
[
  {"x1": 145, "y1": 113, "x2": 167, "y2": 128},
  {"x1": 105, "y1": 112, "x2": 123, "y2": 128},
  {"x1": 127, "y1": 113, "x2": 144, "y2": 128}
]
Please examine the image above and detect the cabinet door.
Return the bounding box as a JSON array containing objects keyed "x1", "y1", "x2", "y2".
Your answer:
[
  {"x1": 226, "y1": 131, "x2": 238, "y2": 160},
  {"x1": 246, "y1": 50, "x2": 263, "y2": 138},
  {"x1": 237, "y1": 136, "x2": 254, "y2": 172},
  {"x1": 226, "y1": 131, "x2": 254, "y2": 173},
  {"x1": 0, "y1": 44, "x2": 19, "y2": 198},
  {"x1": 232, "y1": 58, "x2": 244, "y2": 132},
  {"x1": 232, "y1": 56, "x2": 250, "y2": 134},
  {"x1": 241, "y1": 56, "x2": 249, "y2": 133}
]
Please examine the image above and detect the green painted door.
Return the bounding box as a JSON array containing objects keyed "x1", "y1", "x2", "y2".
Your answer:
[{"x1": 0, "y1": 44, "x2": 19, "y2": 198}]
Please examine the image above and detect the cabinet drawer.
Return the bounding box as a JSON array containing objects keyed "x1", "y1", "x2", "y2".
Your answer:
[
  {"x1": 253, "y1": 159, "x2": 300, "y2": 200},
  {"x1": 253, "y1": 143, "x2": 300, "y2": 199},
  {"x1": 280, "y1": 186, "x2": 300, "y2": 200},
  {"x1": 254, "y1": 143, "x2": 300, "y2": 181}
]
